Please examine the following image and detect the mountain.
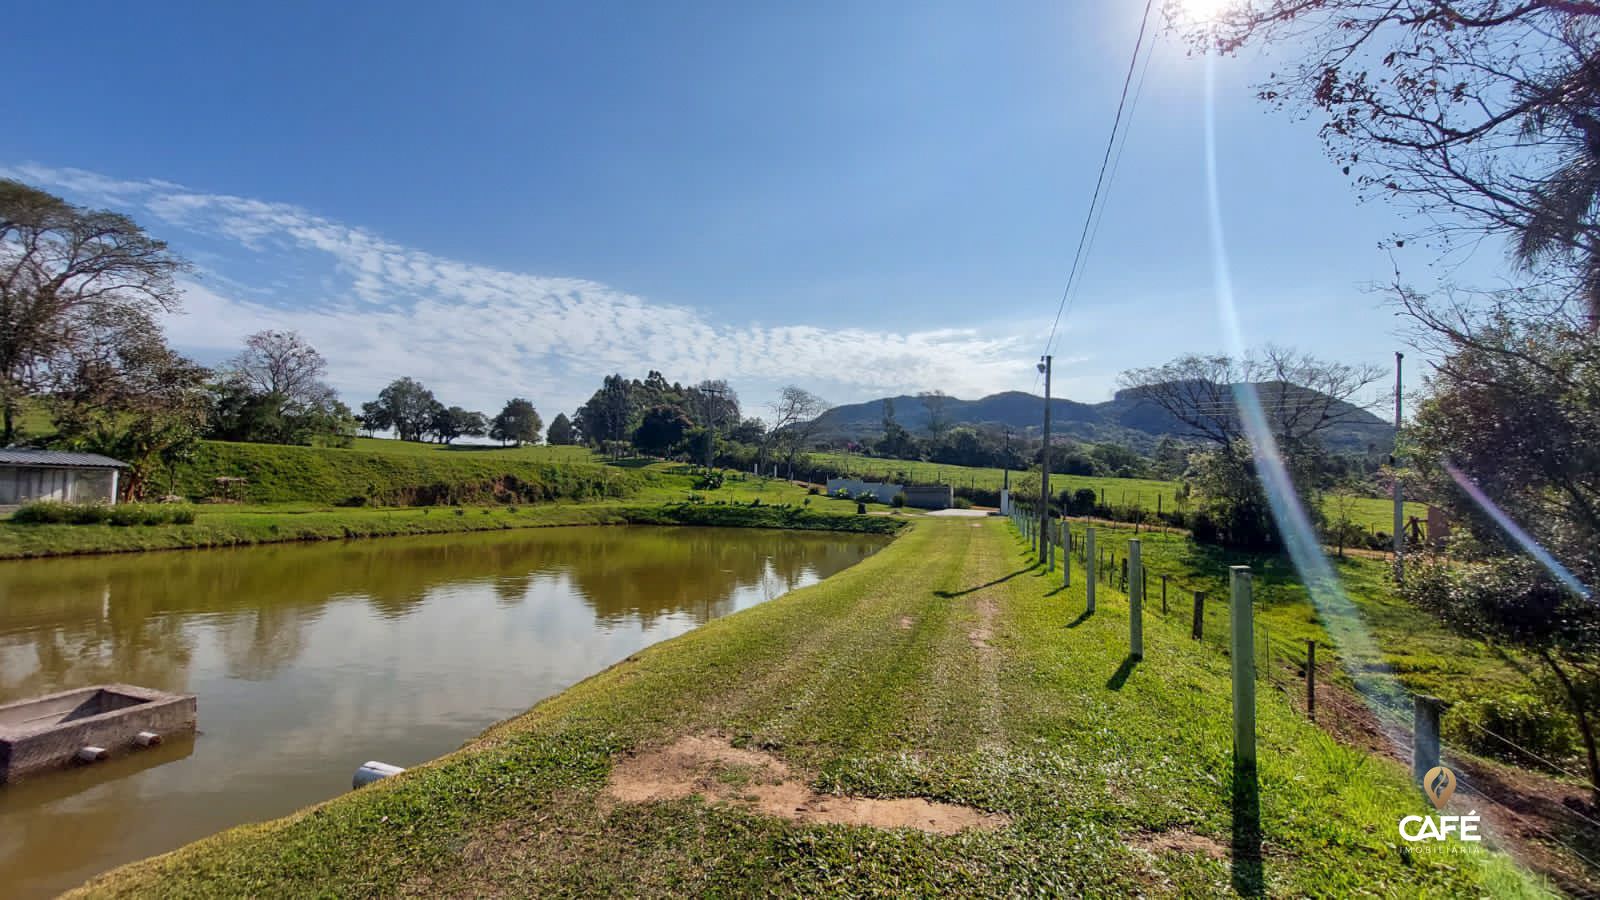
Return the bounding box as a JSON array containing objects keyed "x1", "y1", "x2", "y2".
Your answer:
[{"x1": 809, "y1": 385, "x2": 1393, "y2": 454}]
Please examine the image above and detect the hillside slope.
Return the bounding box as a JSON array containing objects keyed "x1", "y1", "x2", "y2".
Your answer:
[{"x1": 814, "y1": 384, "x2": 1392, "y2": 453}]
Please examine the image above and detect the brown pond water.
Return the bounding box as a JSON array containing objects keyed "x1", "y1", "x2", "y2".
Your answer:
[{"x1": 0, "y1": 525, "x2": 886, "y2": 897}]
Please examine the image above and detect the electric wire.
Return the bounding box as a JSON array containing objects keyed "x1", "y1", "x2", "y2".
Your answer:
[{"x1": 1041, "y1": 0, "x2": 1159, "y2": 362}]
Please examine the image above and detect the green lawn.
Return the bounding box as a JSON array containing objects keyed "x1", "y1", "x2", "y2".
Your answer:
[
  {"x1": 814, "y1": 451, "x2": 1423, "y2": 534},
  {"x1": 1068, "y1": 522, "x2": 1543, "y2": 722},
  {"x1": 349, "y1": 436, "x2": 596, "y2": 461},
  {"x1": 74, "y1": 518, "x2": 1545, "y2": 897},
  {"x1": 0, "y1": 463, "x2": 896, "y2": 559}
]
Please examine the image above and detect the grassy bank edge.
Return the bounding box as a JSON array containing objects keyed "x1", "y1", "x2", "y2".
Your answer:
[
  {"x1": 67, "y1": 518, "x2": 1543, "y2": 898},
  {"x1": 0, "y1": 502, "x2": 908, "y2": 561}
]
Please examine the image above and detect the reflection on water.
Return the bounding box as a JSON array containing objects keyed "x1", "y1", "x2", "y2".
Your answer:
[{"x1": 0, "y1": 525, "x2": 885, "y2": 897}]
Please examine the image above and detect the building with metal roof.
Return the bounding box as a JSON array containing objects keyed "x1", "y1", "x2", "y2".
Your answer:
[{"x1": 0, "y1": 449, "x2": 128, "y2": 508}]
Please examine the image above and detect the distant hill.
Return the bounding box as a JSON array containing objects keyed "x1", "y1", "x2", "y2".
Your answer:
[{"x1": 809, "y1": 385, "x2": 1393, "y2": 454}]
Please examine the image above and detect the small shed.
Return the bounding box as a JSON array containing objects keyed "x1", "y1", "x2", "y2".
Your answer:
[{"x1": 0, "y1": 450, "x2": 127, "y2": 507}]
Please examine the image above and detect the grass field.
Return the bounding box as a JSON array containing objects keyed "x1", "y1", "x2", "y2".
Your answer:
[
  {"x1": 0, "y1": 464, "x2": 892, "y2": 559},
  {"x1": 75, "y1": 517, "x2": 1545, "y2": 897},
  {"x1": 348, "y1": 436, "x2": 596, "y2": 461},
  {"x1": 814, "y1": 451, "x2": 1422, "y2": 534}
]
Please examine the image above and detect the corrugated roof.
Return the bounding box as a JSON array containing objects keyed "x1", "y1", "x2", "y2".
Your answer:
[{"x1": 0, "y1": 449, "x2": 128, "y2": 468}]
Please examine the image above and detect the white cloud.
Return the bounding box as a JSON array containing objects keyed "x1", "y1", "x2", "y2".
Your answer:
[{"x1": 4, "y1": 163, "x2": 1056, "y2": 414}]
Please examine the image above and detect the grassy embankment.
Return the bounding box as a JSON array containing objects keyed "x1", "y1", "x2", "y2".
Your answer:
[
  {"x1": 77, "y1": 517, "x2": 1542, "y2": 897},
  {"x1": 0, "y1": 440, "x2": 898, "y2": 559},
  {"x1": 812, "y1": 451, "x2": 1423, "y2": 533}
]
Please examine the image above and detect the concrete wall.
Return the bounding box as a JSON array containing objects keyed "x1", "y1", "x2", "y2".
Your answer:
[
  {"x1": 0, "y1": 684, "x2": 197, "y2": 782},
  {"x1": 903, "y1": 485, "x2": 954, "y2": 510},
  {"x1": 825, "y1": 478, "x2": 904, "y2": 505}
]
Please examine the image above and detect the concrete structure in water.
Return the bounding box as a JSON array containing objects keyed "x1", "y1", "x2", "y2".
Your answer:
[
  {"x1": 0, "y1": 449, "x2": 127, "y2": 512},
  {"x1": 0, "y1": 684, "x2": 197, "y2": 782}
]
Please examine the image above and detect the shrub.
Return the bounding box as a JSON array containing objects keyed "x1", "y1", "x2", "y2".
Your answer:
[
  {"x1": 854, "y1": 491, "x2": 877, "y2": 504},
  {"x1": 892, "y1": 493, "x2": 907, "y2": 508},
  {"x1": 1445, "y1": 693, "x2": 1577, "y2": 768},
  {"x1": 952, "y1": 496, "x2": 973, "y2": 509},
  {"x1": 67, "y1": 504, "x2": 113, "y2": 525},
  {"x1": 12, "y1": 501, "x2": 194, "y2": 526},
  {"x1": 11, "y1": 501, "x2": 72, "y2": 524},
  {"x1": 807, "y1": 486, "x2": 820, "y2": 495}
]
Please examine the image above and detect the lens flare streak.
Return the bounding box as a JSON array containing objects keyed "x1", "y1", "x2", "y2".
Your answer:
[{"x1": 1442, "y1": 460, "x2": 1591, "y2": 601}]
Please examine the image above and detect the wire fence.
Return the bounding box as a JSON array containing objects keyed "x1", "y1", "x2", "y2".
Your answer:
[{"x1": 1005, "y1": 504, "x2": 1600, "y2": 889}]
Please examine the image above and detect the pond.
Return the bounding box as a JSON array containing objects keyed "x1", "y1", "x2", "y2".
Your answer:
[{"x1": 0, "y1": 525, "x2": 887, "y2": 897}]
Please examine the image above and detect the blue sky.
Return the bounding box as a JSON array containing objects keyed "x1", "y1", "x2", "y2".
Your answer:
[{"x1": 3, "y1": 1, "x2": 1470, "y2": 418}]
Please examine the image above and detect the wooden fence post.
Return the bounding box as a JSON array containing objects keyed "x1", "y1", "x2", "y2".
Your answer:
[
  {"x1": 1161, "y1": 574, "x2": 1169, "y2": 615},
  {"x1": 1191, "y1": 591, "x2": 1205, "y2": 640},
  {"x1": 1306, "y1": 640, "x2": 1317, "y2": 722}
]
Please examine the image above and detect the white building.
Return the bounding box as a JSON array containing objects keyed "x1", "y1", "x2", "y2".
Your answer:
[{"x1": 0, "y1": 450, "x2": 126, "y2": 508}]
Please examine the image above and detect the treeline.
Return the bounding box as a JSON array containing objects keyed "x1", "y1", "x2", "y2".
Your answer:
[{"x1": 565, "y1": 371, "x2": 831, "y2": 477}]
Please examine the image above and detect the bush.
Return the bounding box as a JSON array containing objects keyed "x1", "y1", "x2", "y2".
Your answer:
[
  {"x1": 807, "y1": 486, "x2": 820, "y2": 495},
  {"x1": 892, "y1": 493, "x2": 907, "y2": 508},
  {"x1": 11, "y1": 501, "x2": 72, "y2": 524},
  {"x1": 854, "y1": 491, "x2": 878, "y2": 504},
  {"x1": 1445, "y1": 693, "x2": 1577, "y2": 768},
  {"x1": 952, "y1": 496, "x2": 973, "y2": 509},
  {"x1": 67, "y1": 504, "x2": 113, "y2": 525},
  {"x1": 12, "y1": 501, "x2": 195, "y2": 526}
]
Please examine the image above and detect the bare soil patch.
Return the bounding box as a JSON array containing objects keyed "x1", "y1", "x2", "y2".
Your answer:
[
  {"x1": 606, "y1": 735, "x2": 1007, "y2": 835},
  {"x1": 969, "y1": 596, "x2": 996, "y2": 650},
  {"x1": 1130, "y1": 828, "x2": 1229, "y2": 860},
  {"x1": 898, "y1": 615, "x2": 915, "y2": 631}
]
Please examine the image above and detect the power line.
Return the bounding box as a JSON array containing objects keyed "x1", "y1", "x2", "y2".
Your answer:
[
  {"x1": 1041, "y1": 0, "x2": 1160, "y2": 359},
  {"x1": 1053, "y1": 21, "x2": 1159, "y2": 354}
]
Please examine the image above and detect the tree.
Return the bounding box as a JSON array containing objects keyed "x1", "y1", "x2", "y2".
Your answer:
[
  {"x1": 0, "y1": 180, "x2": 189, "y2": 444},
  {"x1": 691, "y1": 379, "x2": 740, "y2": 432},
  {"x1": 1405, "y1": 556, "x2": 1600, "y2": 804},
  {"x1": 1190, "y1": 1, "x2": 1600, "y2": 326},
  {"x1": 430, "y1": 405, "x2": 487, "y2": 444},
  {"x1": 358, "y1": 400, "x2": 390, "y2": 437},
  {"x1": 1120, "y1": 347, "x2": 1382, "y2": 456},
  {"x1": 224, "y1": 331, "x2": 334, "y2": 410},
  {"x1": 372, "y1": 377, "x2": 438, "y2": 441},
  {"x1": 632, "y1": 405, "x2": 693, "y2": 456},
  {"x1": 51, "y1": 332, "x2": 210, "y2": 499},
  {"x1": 574, "y1": 374, "x2": 634, "y2": 446},
  {"x1": 489, "y1": 398, "x2": 542, "y2": 446},
  {"x1": 766, "y1": 386, "x2": 829, "y2": 478},
  {"x1": 1119, "y1": 347, "x2": 1382, "y2": 547},
  {"x1": 546, "y1": 412, "x2": 576, "y2": 445},
  {"x1": 210, "y1": 331, "x2": 351, "y2": 446},
  {"x1": 919, "y1": 390, "x2": 951, "y2": 437}
]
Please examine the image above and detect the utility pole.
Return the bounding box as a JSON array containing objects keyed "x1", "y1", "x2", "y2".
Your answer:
[
  {"x1": 1038, "y1": 355, "x2": 1053, "y2": 558},
  {"x1": 1392, "y1": 352, "x2": 1404, "y2": 583},
  {"x1": 1002, "y1": 427, "x2": 1012, "y2": 494},
  {"x1": 702, "y1": 385, "x2": 727, "y2": 471}
]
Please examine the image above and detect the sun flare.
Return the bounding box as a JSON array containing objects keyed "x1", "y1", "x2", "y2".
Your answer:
[{"x1": 1175, "y1": 0, "x2": 1232, "y2": 23}]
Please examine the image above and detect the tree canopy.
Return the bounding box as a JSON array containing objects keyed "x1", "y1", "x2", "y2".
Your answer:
[
  {"x1": 490, "y1": 398, "x2": 542, "y2": 446},
  {"x1": 0, "y1": 179, "x2": 189, "y2": 443}
]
